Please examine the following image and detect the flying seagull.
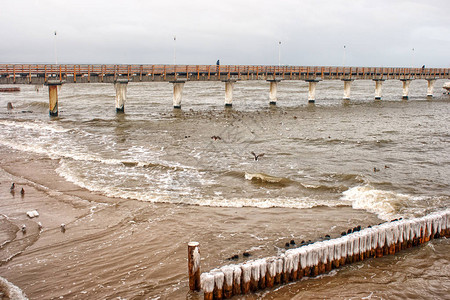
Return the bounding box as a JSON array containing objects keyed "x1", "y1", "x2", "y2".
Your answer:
[{"x1": 251, "y1": 152, "x2": 265, "y2": 161}]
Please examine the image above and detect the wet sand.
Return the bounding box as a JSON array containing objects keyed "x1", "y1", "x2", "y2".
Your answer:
[{"x1": 0, "y1": 147, "x2": 395, "y2": 299}]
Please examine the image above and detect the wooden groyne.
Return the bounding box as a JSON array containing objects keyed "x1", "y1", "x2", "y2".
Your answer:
[{"x1": 188, "y1": 210, "x2": 449, "y2": 299}]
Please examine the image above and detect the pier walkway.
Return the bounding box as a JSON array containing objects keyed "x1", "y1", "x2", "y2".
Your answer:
[{"x1": 1, "y1": 64, "x2": 449, "y2": 116}]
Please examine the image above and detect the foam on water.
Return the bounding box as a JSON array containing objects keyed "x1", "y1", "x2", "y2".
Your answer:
[
  {"x1": 0, "y1": 276, "x2": 28, "y2": 300},
  {"x1": 341, "y1": 185, "x2": 418, "y2": 221}
]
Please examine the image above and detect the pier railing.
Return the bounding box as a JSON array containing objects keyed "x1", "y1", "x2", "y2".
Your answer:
[
  {"x1": 1, "y1": 64, "x2": 449, "y2": 84},
  {"x1": 188, "y1": 210, "x2": 449, "y2": 299}
]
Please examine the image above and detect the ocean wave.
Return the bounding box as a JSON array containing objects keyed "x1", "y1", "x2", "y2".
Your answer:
[
  {"x1": 341, "y1": 185, "x2": 412, "y2": 221},
  {"x1": 0, "y1": 276, "x2": 28, "y2": 300},
  {"x1": 0, "y1": 119, "x2": 70, "y2": 133},
  {"x1": 244, "y1": 172, "x2": 292, "y2": 185}
]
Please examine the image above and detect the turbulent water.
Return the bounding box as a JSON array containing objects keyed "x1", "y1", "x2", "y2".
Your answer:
[{"x1": 0, "y1": 79, "x2": 449, "y2": 299}]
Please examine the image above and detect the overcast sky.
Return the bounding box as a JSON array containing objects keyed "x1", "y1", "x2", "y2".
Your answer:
[{"x1": 1, "y1": 0, "x2": 449, "y2": 67}]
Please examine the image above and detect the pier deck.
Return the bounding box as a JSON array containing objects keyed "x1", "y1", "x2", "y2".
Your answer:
[{"x1": 1, "y1": 64, "x2": 449, "y2": 84}]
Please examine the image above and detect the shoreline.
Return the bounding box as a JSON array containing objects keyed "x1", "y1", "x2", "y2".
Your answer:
[{"x1": 0, "y1": 146, "x2": 388, "y2": 299}]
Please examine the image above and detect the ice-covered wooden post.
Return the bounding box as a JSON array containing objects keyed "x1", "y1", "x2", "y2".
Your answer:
[
  {"x1": 220, "y1": 266, "x2": 233, "y2": 298},
  {"x1": 200, "y1": 273, "x2": 214, "y2": 300},
  {"x1": 241, "y1": 264, "x2": 251, "y2": 294},
  {"x1": 188, "y1": 242, "x2": 201, "y2": 291}
]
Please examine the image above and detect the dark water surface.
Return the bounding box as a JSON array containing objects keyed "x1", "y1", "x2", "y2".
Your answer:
[{"x1": 0, "y1": 80, "x2": 449, "y2": 299}]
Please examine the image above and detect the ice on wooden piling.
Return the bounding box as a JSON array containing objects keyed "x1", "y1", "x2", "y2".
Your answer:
[
  {"x1": 284, "y1": 253, "x2": 294, "y2": 274},
  {"x1": 241, "y1": 263, "x2": 252, "y2": 283},
  {"x1": 377, "y1": 225, "x2": 386, "y2": 248},
  {"x1": 304, "y1": 244, "x2": 320, "y2": 267},
  {"x1": 220, "y1": 266, "x2": 233, "y2": 288},
  {"x1": 346, "y1": 235, "x2": 354, "y2": 257},
  {"x1": 328, "y1": 241, "x2": 337, "y2": 262},
  {"x1": 276, "y1": 256, "x2": 284, "y2": 275},
  {"x1": 352, "y1": 233, "x2": 360, "y2": 255},
  {"x1": 266, "y1": 258, "x2": 277, "y2": 277},
  {"x1": 359, "y1": 231, "x2": 368, "y2": 253},
  {"x1": 200, "y1": 272, "x2": 215, "y2": 293},
  {"x1": 364, "y1": 231, "x2": 372, "y2": 252},
  {"x1": 339, "y1": 237, "x2": 347, "y2": 259},
  {"x1": 285, "y1": 249, "x2": 299, "y2": 272},
  {"x1": 192, "y1": 245, "x2": 200, "y2": 273},
  {"x1": 332, "y1": 239, "x2": 342, "y2": 261},
  {"x1": 396, "y1": 221, "x2": 404, "y2": 243},
  {"x1": 210, "y1": 268, "x2": 224, "y2": 290},
  {"x1": 403, "y1": 220, "x2": 412, "y2": 241},
  {"x1": 232, "y1": 265, "x2": 242, "y2": 283},
  {"x1": 385, "y1": 225, "x2": 394, "y2": 246},
  {"x1": 259, "y1": 259, "x2": 267, "y2": 279},
  {"x1": 299, "y1": 248, "x2": 307, "y2": 270},
  {"x1": 320, "y1": 242, "x2": 328, "y2": 264},
  {"x1": 250, "y1": 260, "x2": 261, "y2": 282}
]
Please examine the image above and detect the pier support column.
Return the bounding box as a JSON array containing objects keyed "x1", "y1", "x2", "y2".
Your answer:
[
  {"x1": 267, "y1": 79, "x2": 281, "y2": 105},
  {"x1": 170, "y1": 80, "x2": 185, "y2": 109},
  {"x1": 45, "y1": 80, "x2": 63, "y2": 117},
  {"x1": 114, "y1": 79, "x2": 129, "y2": 113},
  {"x1": 223, "y1": 80, "x2": 236, "y2": 107},
  {"x1": 306, "y1": 79, "x2": 320, "y2": 103},
  {"x1": 426, "y1": 79, "x2": 436, "y2": 97},
  {"x1": 401, "y1": 79, "x2": 412, "y2": 100},
  {"x1": 373, "y1": 79, "x2": 384, "y2": 100},
  {"x1": 342, "y1": 79, "x2": 353, "y2": 100}
]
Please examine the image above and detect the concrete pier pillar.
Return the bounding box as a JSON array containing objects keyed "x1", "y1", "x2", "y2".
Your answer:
[
  {"x1": 401, "y1": 79, "x2": 412, "y2": 99},
  {"x1": 45, "y1": 80, "x2": 63, "y2": 117},
  {"x1": 427, "y1": 79, "x2": 436, "y2": 97},
  {"x1": 373, "y1": 79, "x2": 384, "y2": 100},
  {"x1": 223, "y1": 80, "x2": 236, "y2": 107},
  {"x1": 342, "y1": 79, "x2": 353, "y2": 100},
  {"x1": 114, "y1": 79, "x2": 129, "y2": 113},
  {"x1": 306, "y1": 80, "x2": 320, "y2": 103},
  {"x1": 170, "y1": 80, "x2": 185, "y2": 109},
  {"x1": 267, "y1": 80, "x2": 281, "y2": 105}
]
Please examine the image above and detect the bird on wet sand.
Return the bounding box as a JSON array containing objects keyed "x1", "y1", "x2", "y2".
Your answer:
[
  {"x1": 60, "y1": 224, "x2": 66, "y2": 232},
  {"x1": 10, "y1": 183, "x2": 15, "y2": 194},
  {"x1": 251, "y1": 152, "x2": 265, "y2": 161},
  {"x1": 20, "y1": 188, "x2": 25, "y2": 197}
]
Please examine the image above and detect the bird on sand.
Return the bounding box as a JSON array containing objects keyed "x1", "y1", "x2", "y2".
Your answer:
[
  {"x1": 20, "y1": 188, "x2": 25, "y2": 196},
  {"x1": 21, "y1": 224, "x2": 26, "y2": 233},
  {"x1": 251, "y1": 152, "x2": 265, "y2": 161},
  {"x1": 10, "y1": 183, "x2": 15, "y2": 193},
  {"x1": 60, "y1": 224, "x2": 66, "y2": 232}
]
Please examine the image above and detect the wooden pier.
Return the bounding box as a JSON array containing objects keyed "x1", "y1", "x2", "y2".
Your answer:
[{"x1": 1, "y1": 64, "x2": 449, "y2": 115}]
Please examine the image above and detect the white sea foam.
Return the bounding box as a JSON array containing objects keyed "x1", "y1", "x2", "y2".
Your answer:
[
  {"x1": 0, "y1": 276, "x2": 28, "y2": 300},
  {"x1": 0, "y1": 119, "x2": 70, "y2": 133},
  {"x1": 341, "y1": 185, "x2": 410, "y2": 220}
]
